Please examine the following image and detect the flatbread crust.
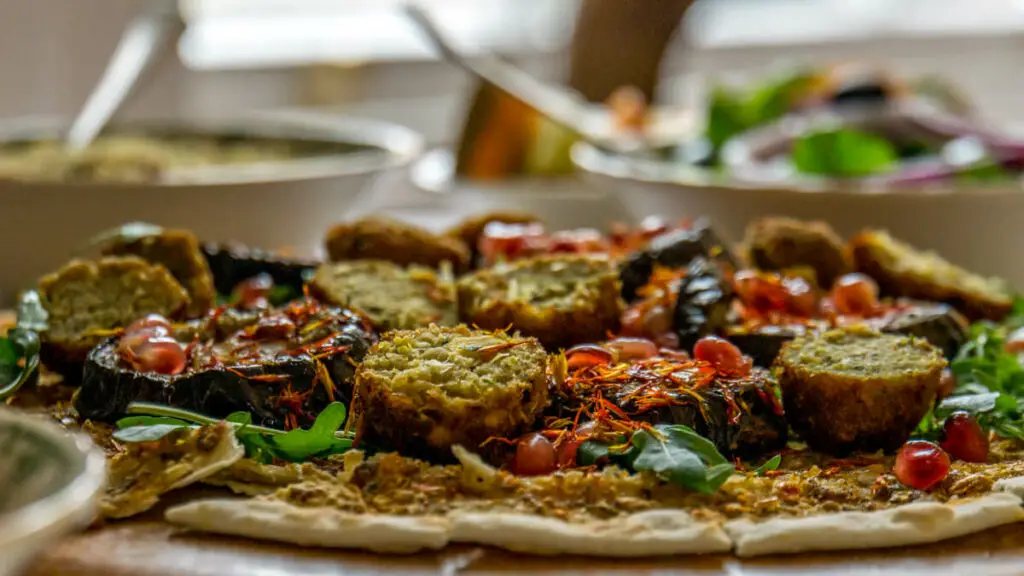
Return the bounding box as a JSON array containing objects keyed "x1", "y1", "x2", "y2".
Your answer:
[
  {"x1": 448, "y1": 509, "x2": 732, "y2": 556},
  {"x1": 165, "y1": 499, "x2": 450, "y2": 554},
  {"x1": 725, "y1": 492, "x2": 1024, "y2": 558}
]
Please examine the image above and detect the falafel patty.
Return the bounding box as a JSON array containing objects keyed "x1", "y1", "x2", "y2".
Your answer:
[
  {"x1": 355, "y1": 325, "x2": 549, "y2": 460},
  {"x1": 101, "y1": 228, "x2": 216, "y2": 317},
  {"x1": 445, "y1": 211, "x2": 540, "y2": 266},
  {"x1": 774, "y1": 325, "x2": 946, "y2": 455},
  {"x1": 309, "y1": 260, "x2": 457, "y2": 331},
  {"x1": 850, "y1": 229, "x2": 1013, "y2": 322},
  {"x1": 457, "y1": 254, "x2": 623, "y2": 350},
  {"x1": 743, "y1": 216, "x2": 851, "y2": 288},
  {"x1": 38, "y1": 256, "x2": 189, "y2": 370},
  {"x1": 324, "y1": 217, "x2": 471, "y2": 273}
]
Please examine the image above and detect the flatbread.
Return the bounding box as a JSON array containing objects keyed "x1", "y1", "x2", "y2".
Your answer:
[
  {"x1": 725, "y1": 492, "x2": 1024, "y2": 557},
  {"x1": 448, "y1": 509, "x2": 732, "y2": 556},
  {"x1": 101, "y1": 422, "x2": 243, "y2": 519},
  {"x1": 165, "y1": 499, "x2": 450, "y2": 554}
]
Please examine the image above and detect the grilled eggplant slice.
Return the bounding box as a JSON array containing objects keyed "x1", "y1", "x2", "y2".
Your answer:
[
  {"x1": 673, "y1": 257, "x2": 734, "y2": 352},
  {"x1": 619, "y1": 218, "x2": 737, "y2": 302},
  {"x1": 202, "y1": 242, "x2": 318, "y2": 297},
  {"x1": 727, "y1": 302, "x2": 969, "y2": 367},
  {"x1": 77, "y1": 301, "x2": 375, "y2": 427},
  {"x1": 325, "y1": 217, "x2": 471, "y2": 273}
]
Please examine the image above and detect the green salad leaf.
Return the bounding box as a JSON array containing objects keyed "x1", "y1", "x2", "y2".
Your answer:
[
  {"x1": 915, "y1": 299, "x2": 1024, "y2": 440},
  {"x1": 791, "y1": 128, "x2": 899, "y2": 177},
  {"x1": 577, "y1": 424, "x2": 734, "y2": 494},
  {"x1": 114, "y1": 402, "x2": 354, "y2": 463},
  {"x1": 754, "y1": 454, "x2": 782, "y2": 476},
  {"x1": 0, "y1": 291, "x2": 47, "y2": 401}
]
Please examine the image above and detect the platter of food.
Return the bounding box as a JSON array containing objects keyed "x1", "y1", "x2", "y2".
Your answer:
[{"x1": 6, "y1": 210, "x2": 1024, "y2": 574}]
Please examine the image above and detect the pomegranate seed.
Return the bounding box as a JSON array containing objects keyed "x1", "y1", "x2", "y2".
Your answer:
[
  {"x1": 940, "y1": 411, "x2": 989, "y2": 463},
  {"x1": 556, "y1": 421, "x2": 598, "y2": 469},
  {"x1": 249, "y1": 316, "x2": 297, "y2": 340},
  {"x1": 734, "y1": 270, "x2": 789, "y2": 313},
  {"x1": 642, "y1": 305, "x2": 674, "y2": 336},
  {"x1": 118, "y1": 326, "x2": 169, "y2": 356},
  {"x1": 126, "y1": 314, "x2": 172, "y2": 335},
  {"x1": 937, "y1": 368, "x2": 956, "y2": 400},
  {"x1": 1005, "y1": 327, "x2": 1024, "y2": 354},
  {"x1": 236, "y1": 273, "x2": 274, "y2": 309},
  {"x1": 893, "y1": 440, "x2": 950, "y2": 490},
  {"x1": 511, "y1": 433, "x2": 557, "y2": 476},
  {"x1": 657, "y1": 346, "x2": 690, "y2": 361},
  {"x1": 654, "y1": 332, "x2": 682, "y2": 351},
  {"x1": 693, "y1": 336, "x2": 752, "y2": 377},
  {"x1": 565, "y1": 344, "x2": 614, "y2": 370},
  {"x1": 620, "y1": 306, "x2": 645, "y2": 336},
  {"x1": 830, "y1": 273, "x2": 879, "y2": 316},
  {"x1": 131, "y1": 337, "x2": 187, "y2": 375},
  {"x1": 605, "y1": 337, "x2": 658, "y2": 362},
  {"x1": 479, "y1": 222, "x2": 545, "y2": 264},
  {"x1": 782, "y1": 276, "x2": 817, "y2": 316}
]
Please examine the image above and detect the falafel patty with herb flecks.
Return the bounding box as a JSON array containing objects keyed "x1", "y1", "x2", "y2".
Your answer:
[
  {"x1": 38, "y1": 256, "x2": 189, "y2": 372},
  {"x1": 444, "y1": 210, "x2": 540, "y2": 265},
  {"x1": 355, "y1": 325, "x2": 549, "y2": 461},
  {"x1": 743, "y1": 216, "x2": 851, "y2": 288},
  {"x1": 101, "y1": 228, "x2": 216, "y2": 318},
  {"x1": 309, "y1": 260, "x2": 458, "y2": 331},
  {"x1": 456, "y1": 254, "x2": 623, "y2": 350},
  {"x1": 774, "y1": 325, "x2": 946, "y2": 456},
  {"x1": 849, "y1": 229, "x2": 1013, "y2": 322},
  {"x1": 324, "y1": 216, "x2": 471, "y2": 273}
]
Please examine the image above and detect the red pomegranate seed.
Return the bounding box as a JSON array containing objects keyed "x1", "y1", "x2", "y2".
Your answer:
[
  {"x1": 118, "y1": 327, "x2": 169, "y2": 356},
  {"x1": 693, "y1": 336, "x2": 751, "y2": 377},
  {"x1": 131, "y1": 337, "x2": 187, "y2": 375},
  {"x1": 654, "y1": 332, "x2": 682, "y2": 352},
  {"x1": 1005, "y1": 327, "x2": 1024, "y2": 354},
  {"x1": 556, "y1": 421, "x2": 598, "y2": 469},
  {"x1": 236, "y1": 273, "x2": 274, "y2": 309},
  {"x1": 940, "y1": 411, "x2": 989, "y2": 463},
  {"x1": 620, "y1": 306, "x2": 645, "y2": 336},
  {"x1": 126, "y1": 314, "x2": 172, "y2": 335},
  {"x1": 893, "y1": 440, "x2": 950, "y2": 490},
  {"x1": 565, "y1": 344, "x2": 614, "y2": 370},
  {"x1": 605, "y1": 337, "x2": 658, "y2": 362},
  {"x1": 830, "y1": 273, "x2": 879, "y2": 316},
  {"x1": 249, "y1": 316, "x2": 297, "y2": 341},
  {"x1": 734, "y1": 270, "x2": 789, "y2": 313},
  {"x1": 479, "y1": 222, "x2": 545, "y2": 263},
  {"x1": 642, "y1": 305, "x2": 673, "y2": 336},
  {"x1": 782, "y1": 276, "x2": 817, "y2": 316},
  {"x1": 512, "y1": 433, "x2": 557, "y2": 476}
]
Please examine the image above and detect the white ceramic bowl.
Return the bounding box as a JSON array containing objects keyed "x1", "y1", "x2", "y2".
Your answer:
[
  {"x1": 0, "y1": 408, "x2": 105, "y2": 576},
  {"x1": 401, "y1": 148, "x2": 632, "y2": 233},
  {"x1": 572, "y1": 141, "x2": 1024, "y2": 288},
  {"x1": 0, "y1": 112, "x2": 424, "y2": 304}
]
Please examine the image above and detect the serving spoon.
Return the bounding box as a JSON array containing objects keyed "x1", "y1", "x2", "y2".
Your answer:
[{"x1": 65, "y1": 0, "x2": 184, "y2": 152}]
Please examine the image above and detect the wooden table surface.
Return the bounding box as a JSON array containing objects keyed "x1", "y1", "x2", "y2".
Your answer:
[{"x1": 22, "y1": 487, "x2": 1024, "y2": 576}]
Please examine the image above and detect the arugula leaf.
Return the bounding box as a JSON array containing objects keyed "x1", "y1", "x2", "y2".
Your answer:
[
  {"x1": 624, "y1": 425, "x2": 734, "y2": 494},
  {"x1": 791, "y1": 128, "x2": 898, "y2": 177},
  {"x1": 754, "y1": 454, "x2": 782, "y2": 476},
  {"x1": 116, "y1": 401, "x2": 355, "y2": 463},
  {"x1": 576, "y1": 440, "x2": 610, "y2": 467}
]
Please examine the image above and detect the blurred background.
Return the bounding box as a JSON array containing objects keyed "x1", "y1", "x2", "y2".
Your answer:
[{"x1": 6, "y1": 0, "x2": 1024, "y2": 139}]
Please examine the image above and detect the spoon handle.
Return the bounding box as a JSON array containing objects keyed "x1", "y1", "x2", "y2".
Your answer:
[{"x1": 66, "y1": 0, "x2": 183, "y2": 152}]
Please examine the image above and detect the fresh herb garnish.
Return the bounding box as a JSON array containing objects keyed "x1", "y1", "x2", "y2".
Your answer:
[
  {"x1": 791, "y1": 128, "x2": 899, "y2": 177},
  {"x1": 915, "y1": 299, "x2": 1024, "y2": 440},
  {"x1": 114, "y1": 402, "x2": 354, "y2": 463},
  {"x1": 0, "y1": 291, "x2": 47, "y2": 401},
  {"x1": 754, "y1": 454, "x2": 782, "y2": 476},
  {"x1": 577, "y1": 424, "x2": 734, "y2": 494}
]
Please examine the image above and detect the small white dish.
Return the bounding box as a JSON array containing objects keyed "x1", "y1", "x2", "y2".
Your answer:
[{"x1": 0, "y1": 408, "x2": 106, "y2": 576}]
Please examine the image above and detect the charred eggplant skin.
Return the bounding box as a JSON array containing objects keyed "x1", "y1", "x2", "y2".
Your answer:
[
  {"x1": 613, "y1": 369, "x2": 787, "y2": 459},
  {"x1": 673, "y1": 257, "x2": 734, "y2": 352},
  {"x1": 619, "y1": 218, "x2": 738, "y2": 302},
  {"x1": 76, "y1": 317, "x2": 373, "y2": 428},
  {"x1": 202, "y1": 242, "x2": 318, "y2": 296}
]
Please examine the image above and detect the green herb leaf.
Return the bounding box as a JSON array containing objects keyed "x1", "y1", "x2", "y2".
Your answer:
[
  {"x1": 576, "y1": 440, "x2": 610, "y2": 467},
  {"x1": 791, "y1": 128, "x2": 899, "y2": 177},
  {"x1": 265, "y1": 402, "x2": 350, "y2": 461},
  {"x1": 117, "y1": 415, "x2": 194, "y2": 428},
  {"x1": 754, "y1": 454, "x2": 782, "y2": 476},
  {"x1": 625, "y1": 425, "x2": 734, "y2": 494},
  {"x1": 113, "y1": 424, "x2": 193, "y2": 443}
]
